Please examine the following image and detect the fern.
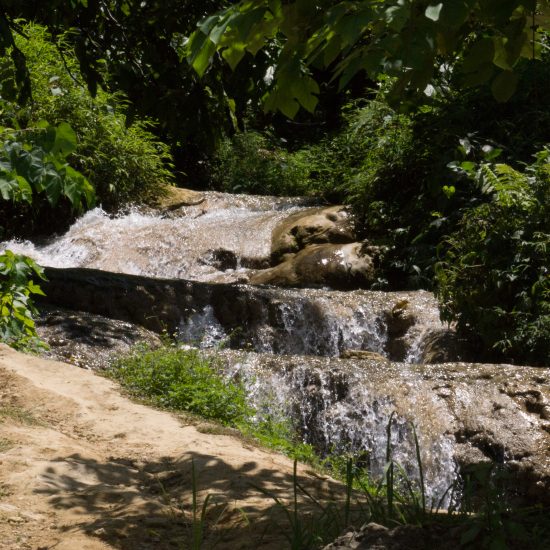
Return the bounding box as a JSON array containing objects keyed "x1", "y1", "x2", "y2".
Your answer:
[
  {"x1": 436, "y1": 148, "x2": 550, "y2": 365},
  {"x1": 478, "y1": 163, "x2": 534, "y2": 209}
]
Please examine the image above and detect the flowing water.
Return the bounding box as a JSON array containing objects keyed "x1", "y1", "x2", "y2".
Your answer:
[
  {"x1": 1, "y1": 190, "x2": 461, "y2": 501},
  {"x1": 1, "y1": 192, "x2": 309, "y2": 283},
  {"x1": 218, "y1": 351, "x2": 458, "y2": 504}
]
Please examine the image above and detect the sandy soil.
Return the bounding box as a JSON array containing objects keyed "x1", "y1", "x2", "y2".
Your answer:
[{"x1": 0, "y1": 344, "x2": 341, "y2": 549}]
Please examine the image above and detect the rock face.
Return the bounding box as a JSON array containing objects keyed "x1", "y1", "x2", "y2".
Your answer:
[
  {"x1": 271, "y1": 206, "x2": 355, "y2": 262},
  {"x1": 38, "y1": 267, "x2": 445, "y2": 359},
  {"x1": 35, "y1": 267, "x2": 550, "y2": 507},
  {"x1": 214, "y1": 350, "x2": 550, "y2": 507},
  {"x1": 250, "y1": 242, "x2": 377, "y2": 289},
  {"x1": 36, "y1": 307, "x2": 161, "y2": 369}
]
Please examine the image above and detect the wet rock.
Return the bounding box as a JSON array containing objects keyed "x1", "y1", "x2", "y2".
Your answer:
[
  {"x1": 198, "y1": 248, "x2": 238, "y2": 271},
  {"x1": 340, "y1": 350, "x2": 388, "y2": 362},
  {"x1": 385, "y1": 300, "x2": 416, "y2": 337},
  {"x1": 322, "y1": 522, "x2": 459, "y2": 549},
  {"x1": 39, "y1": 267, "x2": 447, "y2": 359},
  {"x1": 36, "y1": 307, "x2": 161, "y2": 369},
  {"x1": 250, "y1": 242, "x2": 376, "y2": 289},
  {"x1": 212, "y1": 350, "x2": 550, "y2": 507},
  {"x1": 271, "y1": 206, "x2": 355, "y2": 262},
  {"x1": 420, "y1": 329, "x2": 464, "y2": 364}
]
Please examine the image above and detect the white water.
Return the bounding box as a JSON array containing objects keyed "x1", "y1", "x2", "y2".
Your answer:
[
  {"x1": 1, "y1": 193, "x2": 307, "y2": 283},
  {"x1": 175, "y1": 288, "x2": 443, "y2": 361},
  {"x1": 223, "y1": 352, "x2": 457, "y2": 504}
]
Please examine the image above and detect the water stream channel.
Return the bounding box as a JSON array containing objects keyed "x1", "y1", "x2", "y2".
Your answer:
[{"x1": 2, "y1": 191, "x2": 549, "y2": 506}]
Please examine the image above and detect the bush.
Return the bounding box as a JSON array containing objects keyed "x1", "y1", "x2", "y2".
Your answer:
[
  {"x1": 108, "y1": 346, "x2": 251, "y2": 425},
  {"x1": 210, "y1": 131, "x2": 312, "y2": 196},
  {"x1": 5, "y1": 24, "x2": 173, "y2": 210},
  {"x1": 436, "y1": 148, "x2": 550, "y2": 366},
  {"x1": 0, "y1": 250, "x2": 45, "y2": 350}
]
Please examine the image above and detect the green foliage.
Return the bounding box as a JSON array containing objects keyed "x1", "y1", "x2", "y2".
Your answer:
[
  {"x1": 436, "y1": 148, "x2": 550, "y2": 365},
  {"x1": 108, "y1": 343, "x2": 321, "y2": 465},
  {"x1": 6, "y1": 24, "x2": 174, "y2": 209},
  {"x1": 1, "y1": 1, "x2": 245, "y2": 182},
  {"x1": 0, "y1": 250, "x2": 45, "y2": 350},
  {"x1": 108, "y1": 345, "x2": 251, "y2": 425},
  {"x1": 188, "y1": 0, "x2": 550, "y2": 115},
  {"x1": 211, "y1": 131, "x2": 311, "y2": 196},
  {"x1": 0, "y1": 122, "x2": 95, "y2": 210},
  {"x1": 320, "y1": 99, "x2": 416, "y2": 217}
]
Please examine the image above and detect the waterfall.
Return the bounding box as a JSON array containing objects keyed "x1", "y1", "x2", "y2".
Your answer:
[{"x1": 2, "y1": 190, "x2": 465, "y2": 505}]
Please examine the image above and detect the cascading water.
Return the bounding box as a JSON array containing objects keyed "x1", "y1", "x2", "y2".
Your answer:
[
  {"x1": 176, "y1": 287, "x2": 441, "y2": 359},
  {"x1": 220, "y1": 350, "x2": 458, "y2": 504},
  {"x1": 1, "y1": 189, "x2": 463, "y2": 504},
  {"x1": 0, "y1": 192, "x2": 309, "y2": 283}
]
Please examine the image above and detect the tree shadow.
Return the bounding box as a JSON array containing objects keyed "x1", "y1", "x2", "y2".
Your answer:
[{"x1": 34, "y1": 450, "x2": 344, "y2": 549}]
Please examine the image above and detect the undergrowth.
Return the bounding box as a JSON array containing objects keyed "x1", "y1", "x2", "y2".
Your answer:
[
  {"x1": 0, "y1": 250, "x2": 46, "y2": 351},
  {"x1": 5, "y1": 24, "x2": 174, "y2": 211},
  {"x1": 436, "y1": 147, "x2": 550, "y2": 365}
]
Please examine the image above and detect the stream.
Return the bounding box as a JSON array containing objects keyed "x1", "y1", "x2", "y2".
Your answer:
[{"x1": 2, "y1": 191, "x2": 549, "y2": 506}]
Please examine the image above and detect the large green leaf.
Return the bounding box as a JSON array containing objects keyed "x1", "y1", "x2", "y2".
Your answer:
[
  {"x1": 52, "y1": 122, "x2": 77, "y2": 157},
  {"x1": 491, "y1": 70, "x2": 519, "y2": 102},
  {"x1": 425, "y1": 3, "x2": 443, "y2": 22}
]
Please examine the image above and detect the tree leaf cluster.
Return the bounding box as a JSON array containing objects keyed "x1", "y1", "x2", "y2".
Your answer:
[
  {"x1": 0, "y1": 122, "x2": 95, "y2": 211},
  {"x1": 187, "y1": 0, "x2": 550, "y2": 116},
  {"x1": 0, "y1": 249, "x2": 46, "y2": 350}
]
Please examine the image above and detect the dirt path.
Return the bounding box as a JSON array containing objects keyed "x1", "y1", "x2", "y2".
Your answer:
[{"x1": 0, "y1": 345, "x2": 341, "y2": 549}]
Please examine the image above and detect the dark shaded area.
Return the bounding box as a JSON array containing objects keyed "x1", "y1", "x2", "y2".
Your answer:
[
  {"x1": 36, "y1": 306, "x2": 160, "y2": 369},
  {"x1": 34, "y1": 451, "x2": 342, "y2": 549}
]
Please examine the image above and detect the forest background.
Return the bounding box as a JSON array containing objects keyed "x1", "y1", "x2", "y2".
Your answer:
[{"x1": 0, "y1": 0, "x2": 548, "y2": 366}]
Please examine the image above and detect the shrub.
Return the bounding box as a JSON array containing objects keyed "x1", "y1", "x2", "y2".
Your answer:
[
  {"x1": 210, "y1": 131, "x2": 311, "y2": 196},
  {"x1": 108, "y1": 346, "x2": 251, "y2": 425},
  {"x1": 5, "y1": 24, "x2": 173, "y2": 210},
  {"x1": 436, "y1": 148, "x2": 550, "y2": 365},
  {"x1": 0, "y1": 250, "x2": 45, "y2": 350}
]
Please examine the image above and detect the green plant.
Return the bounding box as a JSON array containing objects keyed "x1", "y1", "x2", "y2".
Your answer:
[
  {"x1": 5, "y1": 24, "x2": 173, "y2": 210},
  {"x1": 436, "y1": 147, "x2": 550, "y2": 365},
  {"x1": 211, "y1": 131, "x2": 311, "y2": 196},
  {"x1": 0, "y1": 403, "x2": 40, "y2": 425},
  {"x1": 245, "y1": 414, "x2": 320, "y2": 465},
  {"x1": 0, "y1": 121, "x2": 95, "y2": 210},
  {"x1": 108, "y1": 345, "x2": 251, "y2": 425},
  {"x1": 254, "y1": 459, "x2": 349, "y2": 549},
  {"x1": 0, "y1": 250, "x2": 46, "y2": 350}
]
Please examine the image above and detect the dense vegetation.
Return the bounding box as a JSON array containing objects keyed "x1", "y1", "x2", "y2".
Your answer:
[
  {"x1": 0, "y1": 24, "x2": 173, "y2": 238},
  {"x1": 0, "y1": 5, "x2": 548, "y2": 365},
  {"x1": 0, "y1": 3, "x2": 548, "y2": 548}
]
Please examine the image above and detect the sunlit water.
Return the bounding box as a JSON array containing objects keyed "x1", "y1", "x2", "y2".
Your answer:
[
  {"x1": 2, "y1": 190, "x2": 460, "y2": 503},
  {"x1": 1, "y1": 192, "x2": 309, "y2": 282}
]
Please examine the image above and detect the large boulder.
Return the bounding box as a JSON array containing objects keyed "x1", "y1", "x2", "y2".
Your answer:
[
  {"x1": 271, "y1": 206, "x2": 355, "y2": 262},
  {"x1": 250, "y1": 242, "x2": 378, "y2": 289}
]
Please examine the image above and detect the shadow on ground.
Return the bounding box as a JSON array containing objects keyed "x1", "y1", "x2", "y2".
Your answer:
[{"x1": 35, "y1": 450, "x2": 344, "y2": 549}]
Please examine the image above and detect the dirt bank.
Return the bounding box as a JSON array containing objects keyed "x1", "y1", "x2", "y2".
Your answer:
[{"x1": 0, "y1": 345, "x2": 340, "y2": 549}]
